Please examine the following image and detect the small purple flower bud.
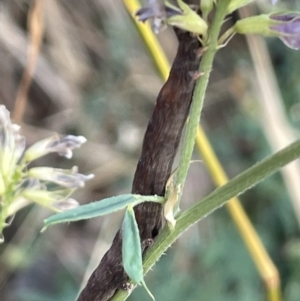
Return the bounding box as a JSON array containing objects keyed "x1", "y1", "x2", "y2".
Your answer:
[
  {"x1": 235, "y1": 13, "x2": 300, "y2": 50},
  {"x1": 135, "y1": 0, "x2": 182, "y2": 33},
  {"x1": 271, "y1": 13, "x2": 300, "y2": 49},
  {"x1": 24, "y1": 135, "x2": 87, "y2": 162},
  {"x1": 54, "y1": 135, "x2": 87, "y2": 159},
  {"x1": 136, "y1": 1, "x2": 181, "y2": 22}
]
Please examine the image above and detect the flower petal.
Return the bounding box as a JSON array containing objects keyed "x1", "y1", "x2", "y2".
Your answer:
[
  {"x1": 28, "y1": 166, "x2": 94, "y2": 188},
  {"x1": 0, "y1": 106, "x2": 25, "y2": 178},
  {"x1": 24, "y1": 135, "x2": 60, "y2": 162},
  {"x1": 135, "y1": 0, "x2": 182, "y2": 33},
  {"x1": 54, "y1": 135, "x2": 87, "y2": 159},
  {"x1": 271, "y1": 14, "x2": 300, "y2": 49},
  {"x1": 24, "y1": 135, "x2": 87, "y2": 162}
]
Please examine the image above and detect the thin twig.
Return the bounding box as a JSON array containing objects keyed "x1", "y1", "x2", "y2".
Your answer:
[{"x1": 13, "y1": 0, "x2": 44, "y2": 123}]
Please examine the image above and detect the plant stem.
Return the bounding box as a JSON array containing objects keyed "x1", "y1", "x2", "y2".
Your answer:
[
  {"x1": 175, "y1": 0, "x2": 232, "y2": 190},
  {"x1": 113, "y1": 138, "x2": 300, "y2": 300},
  {"x1": 112, "y1": 1, "x2": 232, "y2": 300},
  {"x1": 144, "y1": 139, "x2": 300, "y2": 272}
]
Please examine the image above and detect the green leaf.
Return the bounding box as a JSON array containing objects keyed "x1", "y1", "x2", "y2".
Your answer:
[
  {"x1": 122, "y1": 205, "x2": 155, "y2": 300},
  {"x1": 122, "y1": 205, "x2": 143, "y2": 283},
  {"x1": 166, "y1": 0, "x2": 208, "y2": 37},
  {"x1": 43, "y1": 194, "x2": 164, "y2": 230},
  {"x1": 143, "y1": 139, "x2": 300, "y2": 274},
  {"x1": 112, "y1": 139, "x2": 300, "y2": 301},
  {"x1": 226, "y1": 0, "x2": 254, "y2": 14}
]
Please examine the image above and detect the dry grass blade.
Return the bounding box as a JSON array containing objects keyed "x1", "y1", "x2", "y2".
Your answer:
[
  {"x1": 239, "y1": 7, "x2": 300, "y2": 228},
  {"x1": 13, "y1": 0, "x2": 44, "y2": 123}
]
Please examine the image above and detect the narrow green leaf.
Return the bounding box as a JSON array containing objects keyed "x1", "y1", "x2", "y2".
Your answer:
[
  {"x1": 143, "y1": 139, "x2": 300, "y2": 274},
  {"x1": 122, "y1": 205, "x2": 143, "y2": 284},
  {"x1": 43, "y1": 194, "x2": 164, "y2": 230},
  {"x1": 112, "y1": 139, "x2": 300, "y2": 301},
  {"x1": 122, "y1": 205, "x2": 155, "y2": 300},
  {"x1": 141, "y1": 281, "x2": 155, "y2": 301},
  {"x1": 167, "y1": 0, "x2": 208, "y2": 36}
]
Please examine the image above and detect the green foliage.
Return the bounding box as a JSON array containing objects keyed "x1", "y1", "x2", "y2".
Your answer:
[
  {"x1": 2, "y1": 0, "x2": 300, "y2": 301},
  {"x1": 122, "y1": 205, "x2": 154, "y2": 300},
  {"x1": 112, "y1": 137, "x2": 300, "y2": 300},
  {"x1": 43, "y1": 194, "x2": 164, "y2": 229},
  {"x1": 0, "y1": 105, "x2": 93, "y2": 240}
]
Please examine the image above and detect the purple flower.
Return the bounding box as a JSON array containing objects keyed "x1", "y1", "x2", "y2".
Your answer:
[
  {"x1": 136, "y1": 1, "x2": 181, "y2": 22},
  {"x1": 24, "y1": 134, "x2": 87, "y2": 162},
  {"x1": 135, "y1": 0, "x2": 182, "y2": 33},
  {"x1": 28, "y1": 166, "x2": 94, "y2": 189},
  {"x1": 135, "y1": 0, "x2": 208, "y2": 36},
  {"x1": 271, "y1": 13, "x2": 300, "y2": 49}
]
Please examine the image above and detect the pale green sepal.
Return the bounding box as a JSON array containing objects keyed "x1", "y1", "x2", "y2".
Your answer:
[
  {"x1": 122, "y1": 205, "x2": 155, "y2": 300},
  {"x1": 234, "y1": 14, "x2": 282, "y2": 36},
  {"x1": 166, "y1": 0, "x2": 208, "y2": 37},
  {"x1": 201, "y1": 0, "x2": 215, "y2": 18},
  {"x1": 0, "y1": 172, "x2": 5, "y2": 195},
  {"x1": 24, "y1": 135, "x2": 59, "y2": 162},
  {"x1": 6, "y1": 197, "x2": 32, "y2": 217},
  {"x1": 141, "y1": 281, "x2": 155, "y2": 301},
  {"x1": 21, "y1": 190, "x2": 61, "y2": 215},
  {"x1": 164, "y1": 173, "x2": 181, "y2": 229},
  {"x1": 164, "y1": 0, "x2": 182, "y2": 13},
  {"x1": 23, "y1": 189, "x2": 57, "y2": 204},
  {"x1": 22, "y1": 190, "x2": 61, "y2": 212},
  {"x1": 164, "y1": 187, "x2": 180, "y2": 230},
  {"x1": 122, "y1": 205, "x2": 143, "y2": 283},
  {"x1": 43, "y1": 194, "x2": 164, "y2": 229},
  {"x1": 226, "y1": 0, "x2": 254, "y2": 14}
]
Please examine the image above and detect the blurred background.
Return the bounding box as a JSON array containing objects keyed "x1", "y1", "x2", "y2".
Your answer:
[{"x1": 1, "y1": 0, "x2": 300, "y2": 300}]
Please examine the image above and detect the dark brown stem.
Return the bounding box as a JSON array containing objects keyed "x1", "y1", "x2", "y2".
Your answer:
[{"x1": 77, "y1": 29, "x2": 201, "y2": 301}]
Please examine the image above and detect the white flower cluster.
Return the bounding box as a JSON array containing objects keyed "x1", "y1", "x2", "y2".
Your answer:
[{"x1": 0, "y1": 105, "x2": 94, "y2": 241}]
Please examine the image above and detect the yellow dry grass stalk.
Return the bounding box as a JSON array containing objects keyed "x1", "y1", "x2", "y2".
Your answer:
[{"x1": 13, "y1": 0, "x2": 44, "y2": 123}]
